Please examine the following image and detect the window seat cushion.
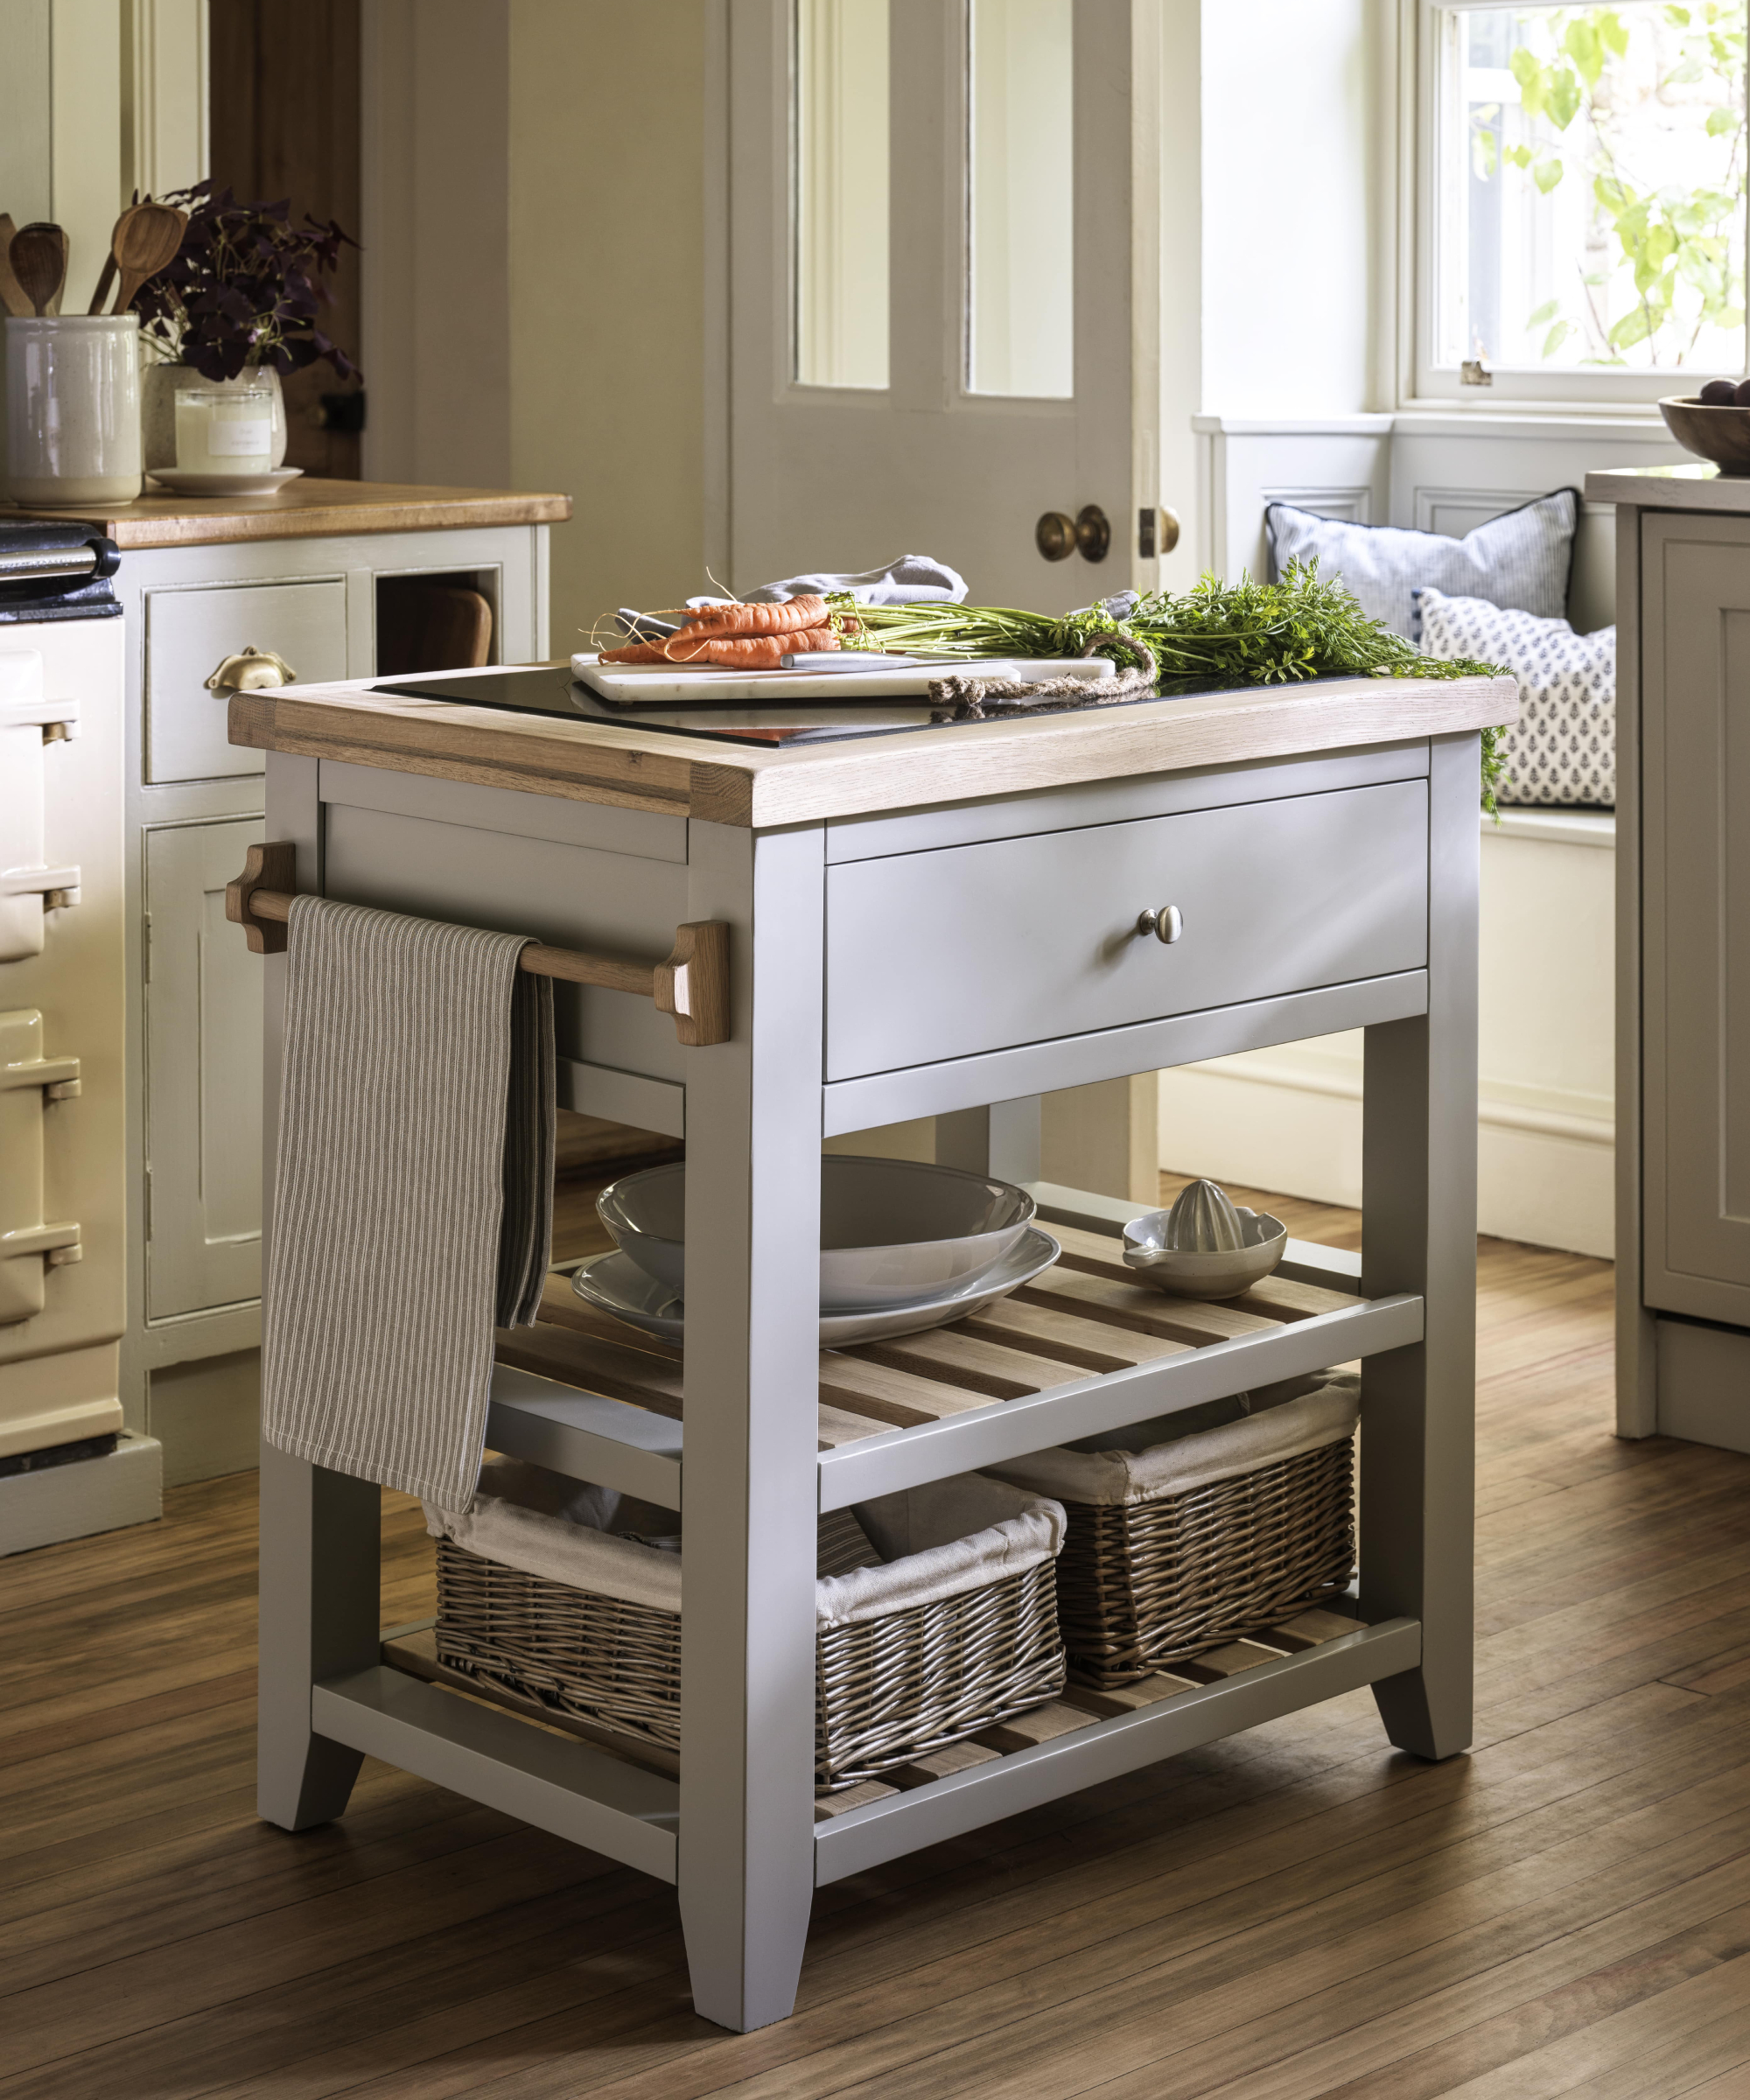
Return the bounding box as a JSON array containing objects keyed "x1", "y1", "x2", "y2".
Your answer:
[
  {"x1": 1417, "y1": 583, "x2": 1615, "y2": 808},
  {"x1": 1264, "y1": 488, "x2": 1578, "y2": 637}
]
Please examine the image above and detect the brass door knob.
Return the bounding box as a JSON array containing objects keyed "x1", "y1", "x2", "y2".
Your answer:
[
  {"x1": 205, "y1": 645, "x2": 297, "y2": 696},
  {"x1": 1034, "y1": 505, "x2": 1112, "y2": 563}
]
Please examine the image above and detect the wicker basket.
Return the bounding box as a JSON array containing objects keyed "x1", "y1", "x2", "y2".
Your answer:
[
  {"x1": 429, "y1": 1465, "x2": 1067, "y2": 1788},
  {"x1": 991, "y1": 1378, "x2": 1359, "y2": 1690}
]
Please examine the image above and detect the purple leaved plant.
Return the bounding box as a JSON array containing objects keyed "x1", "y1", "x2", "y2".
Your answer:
[{"x1": 131, "y1": 180, "x2": 360, "y2": 382}]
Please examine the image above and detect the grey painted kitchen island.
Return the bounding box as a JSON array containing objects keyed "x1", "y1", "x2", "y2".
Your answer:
[{"x1": 229, "y1": 663, "x2": 1515, "y2": 2033}]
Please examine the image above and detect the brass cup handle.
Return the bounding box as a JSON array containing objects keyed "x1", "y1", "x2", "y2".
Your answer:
[
  {"x1": 1137, "y1": 904, "x2": 1183, "y2": 943},
  {"x1": 1035, "y1": 504, "x2": 1111, "y2": 563},
  {"x1": 205, "y1": 646, "x2": 297, "y2": 696}
]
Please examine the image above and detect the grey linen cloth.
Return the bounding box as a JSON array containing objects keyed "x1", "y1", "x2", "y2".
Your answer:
[
  {"x1": 424, "y1": 1460, "x2": 1062, "y2": 1629},
  {"x1": 262, "y1": 897, "x2": 554, "y2": 1514}
]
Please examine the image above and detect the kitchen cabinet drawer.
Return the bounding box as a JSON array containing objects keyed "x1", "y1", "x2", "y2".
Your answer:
[
  {"x1": 824, "y1": 779, "x2": 1429, "y2": 1080},
  {"x1": 145, "y1": 578, "x2": 348, "y2": 783}
]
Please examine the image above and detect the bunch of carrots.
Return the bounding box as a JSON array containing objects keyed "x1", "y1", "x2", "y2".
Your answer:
[{"x1": 599, "y1": 595, "x2": 840, "y2": 670}]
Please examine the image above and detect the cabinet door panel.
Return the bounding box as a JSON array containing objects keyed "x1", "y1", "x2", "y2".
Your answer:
[
  {"x1": 1644, "y1": 514, "x2": 1750, "y2": 1320},
  {"x1": 145, "y1": 578, "x2": 347, "y2": 783},
  {"x1": 145, "y1": 818, "x2": 265, "y2": 1318}
]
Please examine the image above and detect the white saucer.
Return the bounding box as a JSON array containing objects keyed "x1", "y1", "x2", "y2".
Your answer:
[
  {"x1": 570, "y1": 1228, "x2": 1061, "y2": 1348},
  {"x1": 148, "y1": 467, "x2": 304, "y2": 497}
]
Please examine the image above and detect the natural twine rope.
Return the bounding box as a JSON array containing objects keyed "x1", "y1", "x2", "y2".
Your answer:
[{"x1": 928, "y1": 634, "x2": 1159, "y2": 723}]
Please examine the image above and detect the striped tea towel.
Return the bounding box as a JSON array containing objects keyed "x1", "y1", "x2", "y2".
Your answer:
[{"x1": 262, "y1": 897, "x2": 555, "y2": 1514}]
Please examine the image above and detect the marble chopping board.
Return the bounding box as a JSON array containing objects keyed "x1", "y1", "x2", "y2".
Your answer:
[{"x1": 571, "y1": 651, "x2": 1116, "y2": 704}]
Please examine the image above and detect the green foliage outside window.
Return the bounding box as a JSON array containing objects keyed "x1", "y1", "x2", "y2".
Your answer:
[{"x1": 1468, "y1": 3, "x2": 1746, "y2": 365}]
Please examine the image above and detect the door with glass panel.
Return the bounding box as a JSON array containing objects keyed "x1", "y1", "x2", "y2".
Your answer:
[{"x1": 725, "y1": 0, "x2": 1151, "y2": 610}]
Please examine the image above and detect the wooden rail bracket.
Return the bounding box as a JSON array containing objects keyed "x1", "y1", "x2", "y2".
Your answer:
[
  {"x1": 225, "y1": 843, "x2": 732, "y2": 1046},
  {"x1": 226, "y1": 840, "x2": 296, "y2": 955},
  {"x1": 653, "y1": 922, "x2": 732, "y2": 1049}
]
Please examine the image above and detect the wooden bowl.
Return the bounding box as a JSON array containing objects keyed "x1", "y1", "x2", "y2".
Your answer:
[{"x1": 1659, "y1": 396, "x2": 1750, "y2": 475}]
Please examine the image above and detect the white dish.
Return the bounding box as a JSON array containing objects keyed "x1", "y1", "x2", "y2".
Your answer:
[
  {"x1": 1121, "y1": 1207, "x2": 1288, "y2": 1299},
  {"x1": 598, "y1": 1155, "x2": 1037, "y2": 1310},
  {"x1": 147, "y1": 466, "x2": 304, "y2": 498},
  {"x1": 570, "y1": 1228, "x2": 1062, "y2": 1348},
  {"x1": 571, "y1": 650, "x2": 1114, "y2": 706}
]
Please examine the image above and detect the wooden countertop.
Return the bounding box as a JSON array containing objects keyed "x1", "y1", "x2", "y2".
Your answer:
[
  {"x1": 1585, "y1": 463, "x2": 1750, "y2": 512},
  {"x1": 1, "y1": 479, "x2": 571, "y2": 549},
  {"x1": 229, "y1": 667, "x2": 1519, "y2": 830}
]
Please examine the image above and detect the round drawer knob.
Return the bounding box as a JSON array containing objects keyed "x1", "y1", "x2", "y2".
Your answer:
[{"x1": 1137, "y1": 904, "x2": 1183, "y2": 943}]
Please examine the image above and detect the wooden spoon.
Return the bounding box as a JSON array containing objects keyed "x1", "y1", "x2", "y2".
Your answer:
[
  {"x1": 0, "y1": 214, "x2": 33, "y2": 318},
  {"x1": 88, "y1": 204, "x2": 140, "y2": 314},
  {"x1": 108, "y1": 203, "x2": 186, "y2": 314},
  {"x1": 10, "y1": 222, "x2": 68, "y2": 317}
]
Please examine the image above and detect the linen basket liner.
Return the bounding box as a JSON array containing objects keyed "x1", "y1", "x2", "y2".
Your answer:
[
  {"x1": 424, "y1": 1459, "x2": 1065, "y2": 1629},
  {"x1": 986, "y1": 1378, "x2": 1359, "y2": 1508}
]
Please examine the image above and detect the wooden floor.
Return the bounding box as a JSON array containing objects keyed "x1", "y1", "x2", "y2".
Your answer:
[{"x1": 8, "y1": 1183, "x2": 1750, "y2": 2099}]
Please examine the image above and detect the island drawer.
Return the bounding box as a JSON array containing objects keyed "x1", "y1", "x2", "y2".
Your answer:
[{"x1": 822, "y1": 778, "x2": 1429, "y2": 1080}]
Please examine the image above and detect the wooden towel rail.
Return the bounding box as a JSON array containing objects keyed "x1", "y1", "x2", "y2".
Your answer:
[{"x1": 225, "y1": 840, "x2": 731, "y2": 1046}]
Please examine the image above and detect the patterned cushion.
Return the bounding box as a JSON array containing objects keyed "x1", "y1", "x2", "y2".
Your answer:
[
  {"x1": 1416, "y1": 584, "x2": 1615, "y2": 808},
  {"x1": 1264, "y1": 490, "x2": 1578, "y2": 637}
]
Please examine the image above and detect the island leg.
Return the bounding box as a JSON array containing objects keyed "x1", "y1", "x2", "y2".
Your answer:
[
  {"x1": 677, "y1": 822, "x2": 825, "y2": 2032},
  {"x1": 935, "y1": 1097, "x2": 1041, "y2": 1183},
  {"x1": 256, "y1": 752, "x2": 380, "y2": 1828},
  {"x1": 257, "y1": 1448, "x2": 378, "y2": 1826},
  {"x1": 1360, "y1": 731, "x2": 1480, "y2": 1761}
]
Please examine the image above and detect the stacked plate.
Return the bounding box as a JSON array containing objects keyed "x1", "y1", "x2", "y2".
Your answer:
[{"x1": 572, "y1": 1155, "x2": 1059, "y2": 1347}]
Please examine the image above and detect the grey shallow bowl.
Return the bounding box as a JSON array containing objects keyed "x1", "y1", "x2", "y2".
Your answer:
[
  {"x1": 1121, "y1": 1205, "x2": 1288, "y2": 1300},
  {"x1": 597, "y1": 1155, "x2": 1037, "y2": 1311},
  {"x1": 571, "y1": 1227, "x2": 1061, "y2": 1347},
  {"x1": 1659, "y1": 396, "x2": 1750, "y2": 476}
]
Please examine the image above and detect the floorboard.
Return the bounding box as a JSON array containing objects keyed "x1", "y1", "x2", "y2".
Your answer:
[{"x1": 3, "y1": 1177, "x2": 1747, "y2": 2098}]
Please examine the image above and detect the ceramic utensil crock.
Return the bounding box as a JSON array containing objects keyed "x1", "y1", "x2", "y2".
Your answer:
[{"x1": 4, "y1": 314, "x2": 143, "y2": 506}]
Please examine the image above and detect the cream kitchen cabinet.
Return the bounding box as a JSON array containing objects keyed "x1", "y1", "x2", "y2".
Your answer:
[
  {"x1": 1589, "y1": 469, "x2": 1750, "y2": 1451},
  {"x1": 14, "y1": 482, "x2": 568, "y2": 1483}
]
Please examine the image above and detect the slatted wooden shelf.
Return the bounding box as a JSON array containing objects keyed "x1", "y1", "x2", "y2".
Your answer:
[
  {"x1": 809, "y1": 1603, "x2": 1368, "y2": 1817},
  {"x1": 492, "y1": 1222, "x2": 1422, "y2": 1503},
  {"x1": 378, "y1": 1604, "x2": 1388, "y2": 1851}
]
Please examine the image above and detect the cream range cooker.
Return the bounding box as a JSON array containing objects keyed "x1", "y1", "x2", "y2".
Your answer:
[{"x1": 0, "y1": 523, "x2": 158, "y2": 1555}]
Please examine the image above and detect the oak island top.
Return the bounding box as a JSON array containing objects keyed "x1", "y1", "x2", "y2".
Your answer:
[{"x1": 229, "y1": 667, "x2": 1517, "y2": 830}]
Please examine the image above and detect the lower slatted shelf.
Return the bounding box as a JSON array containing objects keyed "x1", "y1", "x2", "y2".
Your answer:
[
  {"x1": 810, "y1": 1602, "x2": 1370, "y2": 1818},
  {"x1": 380, "y1": 1601, "x2": 1379, "y2": 1835}
]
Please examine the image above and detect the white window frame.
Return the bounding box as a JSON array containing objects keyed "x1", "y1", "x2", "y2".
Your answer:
[{"x1": 1410, "y1": 0, "x2": 1750, "y2": 406}]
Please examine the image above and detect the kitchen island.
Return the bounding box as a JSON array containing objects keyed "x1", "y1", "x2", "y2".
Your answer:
[{"x1": 233, "y1": 662, "x2": 1513, "y2": 2033}]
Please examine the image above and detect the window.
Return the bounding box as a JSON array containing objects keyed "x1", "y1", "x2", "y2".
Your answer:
[
  {"x1": 1421, "y1": 1, "x2": 1747, "y2": 400},
  {"x1": 793, "y1": 0, "x2": 890, "y2": 390},
  {"x1": 966, "y1": 0, "x2": 1074, "y2": 398}
]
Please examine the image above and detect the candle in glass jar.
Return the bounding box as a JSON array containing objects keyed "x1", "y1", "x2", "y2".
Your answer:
[{"x1": 175, "y1": 387, "x2": 275, "y2": 473}]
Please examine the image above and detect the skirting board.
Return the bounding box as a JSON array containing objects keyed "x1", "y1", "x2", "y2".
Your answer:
[
  {"x1": 0, "y1": 1431, "x2": 163, "y2": 1556},
  {"x1": 1157, "y1": 1065, "x2": 1614, "y2": 1259}
]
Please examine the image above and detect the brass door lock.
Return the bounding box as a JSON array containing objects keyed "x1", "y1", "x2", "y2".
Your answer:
[{"x1": 1138, "y1": 506, "x2": 1181, "y2": 558}]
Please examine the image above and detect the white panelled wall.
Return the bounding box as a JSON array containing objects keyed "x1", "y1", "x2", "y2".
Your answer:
[
  {"x1": 1158, "y1": 808, "x2": 1616, "y2": 1257},
  {"x1": 1170, "y1": 409, "x2": 1686, "y2": 1258}
]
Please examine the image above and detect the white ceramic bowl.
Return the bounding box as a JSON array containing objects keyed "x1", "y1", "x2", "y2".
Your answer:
[
  {"x1": 1120, "y1": 1205, "x2": 1288, "y2": 1300},
  {"x1": 596, "y1": 1155, "x2": 1037, "y2": 1311}
]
